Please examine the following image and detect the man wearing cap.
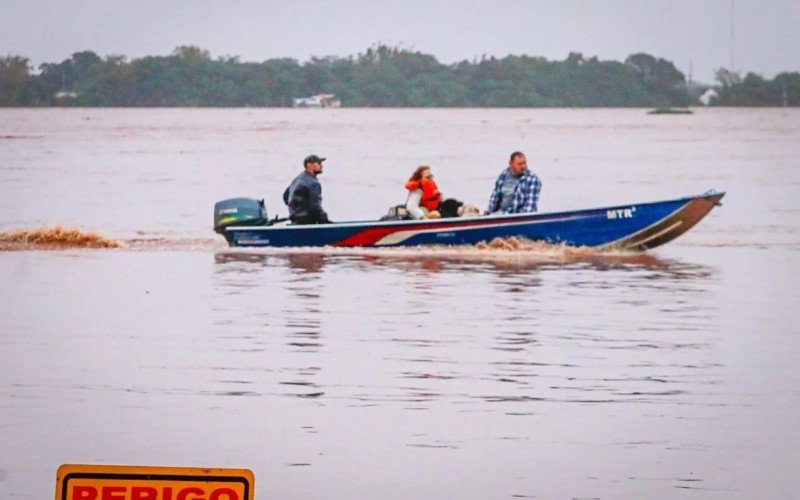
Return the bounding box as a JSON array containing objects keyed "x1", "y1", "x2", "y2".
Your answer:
[{"x1": 283, "y1": 154, "x2": 331, "y2": 224}]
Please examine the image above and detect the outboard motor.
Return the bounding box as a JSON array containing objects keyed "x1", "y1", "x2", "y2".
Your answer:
[{"x1": 213, "y1": 198, "x2": 268, "y2": 234}]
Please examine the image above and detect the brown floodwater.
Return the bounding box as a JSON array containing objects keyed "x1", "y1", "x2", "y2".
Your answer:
[{"x1": 1, "y1": 108, "x2": 799, "y2": 499}]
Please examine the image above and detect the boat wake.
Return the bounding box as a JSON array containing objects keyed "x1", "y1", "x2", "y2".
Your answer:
[
  {"x1": 121, "y1": 236, "x2": 228, "y2": 251},
  {"x1": 0, "y1": 227, "x2": 652, "y2": 266},
  {"x1": 0, "y1": 226, "x2": 231, "y2": 252},
  {"x1": 0, "y1": 226, "x2": 121, "y2": 250},
  {"x1": 216, "y1": 236, "x2": 657, "y2": 267}
]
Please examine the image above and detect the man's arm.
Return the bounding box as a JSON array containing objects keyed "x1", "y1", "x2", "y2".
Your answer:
[
  {"x1": 517, "y1": 174, "x2": 542, "y2": 213},
  {"x1": 308, "y1": 182, "x2": 330, "y2": 223},
  {"x1": 486, "y1": 172, "x2": 504, "y2": 213}
]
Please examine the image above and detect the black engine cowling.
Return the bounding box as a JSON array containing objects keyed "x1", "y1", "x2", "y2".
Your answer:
[{"x1": 213, "y1": 198, "x2": 268, "y2": 232}]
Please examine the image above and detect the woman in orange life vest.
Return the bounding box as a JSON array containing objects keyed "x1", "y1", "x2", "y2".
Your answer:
[{"x1": 405, "y1": 166, "x2": 442, "y2": 219}]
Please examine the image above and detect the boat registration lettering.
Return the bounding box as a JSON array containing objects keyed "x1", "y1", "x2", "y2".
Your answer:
[
  {"x1": 606, "y1": 206, "x2": 636, "y2": 220},
  {"x1": 436, "y1": 232, "x2": 455, "y2": 238}
]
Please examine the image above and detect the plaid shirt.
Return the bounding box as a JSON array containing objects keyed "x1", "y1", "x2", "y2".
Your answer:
[{"x1": 487, "y1": 168, "x2": 542, "y2": 214}]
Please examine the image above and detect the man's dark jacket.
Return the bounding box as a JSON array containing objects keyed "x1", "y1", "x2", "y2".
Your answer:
[{"x1": 283, "y1": 171, "x2": 330, "y2": 224}]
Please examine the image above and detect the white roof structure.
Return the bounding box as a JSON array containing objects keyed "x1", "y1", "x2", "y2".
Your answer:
[{"x1": 293, "y1": 93, "x2": 340, "y2": 108}]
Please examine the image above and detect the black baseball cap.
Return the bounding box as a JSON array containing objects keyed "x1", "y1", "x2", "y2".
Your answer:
[{"x1": 303, "y1": 154, "x2": 326, "y2": 166}]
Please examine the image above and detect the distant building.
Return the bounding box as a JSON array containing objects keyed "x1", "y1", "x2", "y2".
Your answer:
[
  {"x1": 54, "y1": 90, "x2": 78, "y2": 105},
  {"x1": 293, "y1": 93, "x2": 341, "y2": 108},
  {"x1": 54, "y1": 73, "x2": 78, "y2": 103},
  {"x1": 699, "y1": 88, "x2": 718, "y2": 106}
]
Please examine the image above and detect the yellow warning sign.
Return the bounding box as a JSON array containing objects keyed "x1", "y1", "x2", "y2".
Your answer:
[{"x1": 55, "y1": 464, "x2": 254, "y2": 500}]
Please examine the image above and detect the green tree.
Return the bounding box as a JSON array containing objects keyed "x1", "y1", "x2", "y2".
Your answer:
[
  {"x1": 0, "y1": 56, "x2": 37, "y2": 105},
  {"x1": 712, "y1": 70, "x2": 800, "y2": 106},
  {"x1": 625, "y1": 53, "x2": 690, "y2": 106}
]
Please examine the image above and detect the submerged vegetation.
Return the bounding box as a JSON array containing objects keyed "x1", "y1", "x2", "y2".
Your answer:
[
  {"x1": 0, "y1": 44, "x2": 796, "y2": 107},
  {"x1": 647, "y1": 107, "x2": 694, "y2": 115}
]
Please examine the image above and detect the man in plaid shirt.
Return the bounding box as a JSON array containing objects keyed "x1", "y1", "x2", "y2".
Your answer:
[{"x1": 487, "y1": 151, "x2": 542, "y2": 214}]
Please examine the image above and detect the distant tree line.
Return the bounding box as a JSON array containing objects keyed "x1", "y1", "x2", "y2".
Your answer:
[
  {"x1": 710, "y1": 68, "x2": 800, "y2": 106},
  {"x1": 0, "y1": 44, "x2": 796, "y2": 107}
]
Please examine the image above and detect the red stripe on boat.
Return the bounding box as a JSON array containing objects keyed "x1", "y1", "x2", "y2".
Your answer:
[{"x1": 333, "y1": 219, "x2": 509, "y2": 247}]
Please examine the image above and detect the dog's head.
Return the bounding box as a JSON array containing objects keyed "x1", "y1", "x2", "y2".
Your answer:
[{"x1": 458, "y1": 204, "x2": 481, "y2": 218}]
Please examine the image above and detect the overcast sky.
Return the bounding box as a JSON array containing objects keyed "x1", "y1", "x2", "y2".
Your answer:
[{"x1": 1, "y1": 0, "x2": 798, "y2": 83}]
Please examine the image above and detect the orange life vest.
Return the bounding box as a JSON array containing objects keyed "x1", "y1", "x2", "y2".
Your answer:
[{"x1": 405, "y1": 178, "x2": 442, "y2": 211}]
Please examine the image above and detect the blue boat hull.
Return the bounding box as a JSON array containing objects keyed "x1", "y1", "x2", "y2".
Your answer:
[{"x1": 217, "y1": 192, "x2": 724, "y2": 250}]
